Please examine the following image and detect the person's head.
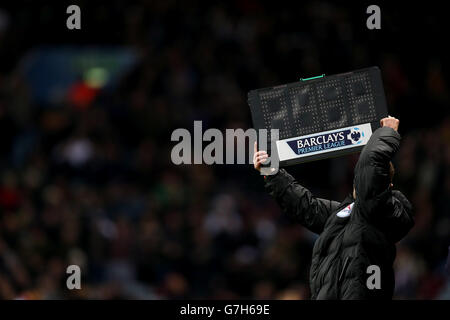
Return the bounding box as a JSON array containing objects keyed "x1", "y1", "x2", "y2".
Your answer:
[{"x1": 353, "y1": 161, "x2": 395, "y2": 199}]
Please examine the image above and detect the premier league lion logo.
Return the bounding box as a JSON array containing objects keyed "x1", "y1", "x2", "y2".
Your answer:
[{"x1": 349, "y1": 127, "x2": 362, "y2": 144}]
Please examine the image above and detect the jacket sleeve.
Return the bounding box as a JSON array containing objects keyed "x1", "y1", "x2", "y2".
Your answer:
[
  {"x1": 353, "y1": 126, "x2": 401, "y2": 209},
  {"x1": 382, "y1": 190, "x2": 415, "y2": 242},
  {"x1": 264, "y1": 168, "x2": 340, "y2": 234}
]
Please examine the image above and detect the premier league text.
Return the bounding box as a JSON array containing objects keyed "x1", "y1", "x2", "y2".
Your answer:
[{"x1": 291, "y1": 131, "x2": 349, "y2": 155}]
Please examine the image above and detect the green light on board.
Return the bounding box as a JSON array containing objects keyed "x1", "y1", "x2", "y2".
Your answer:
[{"x1": 299, "y1": 74, "x2": 325, "y2": 81}]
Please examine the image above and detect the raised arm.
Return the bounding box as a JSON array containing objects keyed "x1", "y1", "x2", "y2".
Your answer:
[
  {"x1": 353, "y1": 117, "x2": 401, "y2": 202},
  {"x1": 254, "y1": 142, "x2": 339, "y2": 234},
  {"x1": 265, "y1": 169, "x2": 340, "y2": 234}
]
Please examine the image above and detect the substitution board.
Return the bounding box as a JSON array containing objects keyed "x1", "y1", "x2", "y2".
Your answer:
[{"x1": 248, "y1": 66, "x2": 388, "y2": 167}]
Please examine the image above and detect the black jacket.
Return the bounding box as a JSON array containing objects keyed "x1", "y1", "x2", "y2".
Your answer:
[{"x1": 265, "y1": 127, "x2": 414, "y2": 299}]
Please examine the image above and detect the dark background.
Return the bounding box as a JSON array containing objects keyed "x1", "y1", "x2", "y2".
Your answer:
[{"x1": 0, "y1": 1, "x2": 448, "y2": 299}]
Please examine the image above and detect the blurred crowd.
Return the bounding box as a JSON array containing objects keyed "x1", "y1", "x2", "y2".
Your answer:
[{"x1": 0, "y1": 1, "x2": 449, "y2": 299}]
